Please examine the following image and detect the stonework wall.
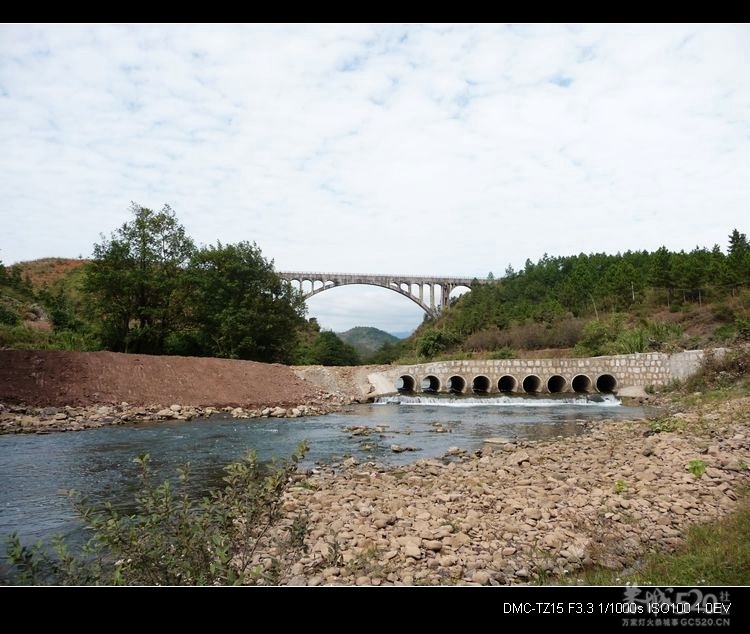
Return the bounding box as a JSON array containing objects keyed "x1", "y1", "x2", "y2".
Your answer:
[{"x1": 371, "y1": 350, "x2": 710, "y2": 395}]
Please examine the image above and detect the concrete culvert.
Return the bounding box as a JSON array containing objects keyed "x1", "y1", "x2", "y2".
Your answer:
[
  {"x1": 447, "y1": 375, "x2": 466, "y2": 394},
  {"x1": 421, "y1": 375, "x2": 440, "y2": 393},
  {"x1": 596, "y1": 374, "x2": 618, "y2": 393},
  {"x1": 498, "y1": 375, "x2": 518, "y2": 392},
  {"x1": 472, "y1": 375, "x2": 490, "y2": 394},
  {"x1": 397, "y1": 375, "x2": 416, "y2": 392},
  {"x1": 522, "y1": 374, "x2": 542, "y2": 393},
  {"x1": 547, "y1": 375, "x2": 567, "y2": 393},
  {"x1": 572, "y1": 374, "x2": 592, "y2": 393}
]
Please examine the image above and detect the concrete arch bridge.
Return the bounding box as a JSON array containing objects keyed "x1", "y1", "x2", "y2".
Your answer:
[{"x1": 277, "y1": 271, "x2": 484, "y2": 319}]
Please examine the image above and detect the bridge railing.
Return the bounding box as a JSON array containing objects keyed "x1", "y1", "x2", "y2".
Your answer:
[{"x1": 278, "y1": 271, "x2": 485, "y2": 284}]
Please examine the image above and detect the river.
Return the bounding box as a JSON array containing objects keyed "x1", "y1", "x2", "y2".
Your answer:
[{"x1": 0, "y1": 393, "x2": 657, "y2": 551}]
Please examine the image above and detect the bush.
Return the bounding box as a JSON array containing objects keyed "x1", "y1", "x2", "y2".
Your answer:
[
  {"x1": 684, "y1": 347, "x2": 750, "y2": 392},
  {"x1": 1, "y1": 443, "x2": 310, "y2": 586},
  {"x1": 712, "y1": 324, "x2": 737, "y2": 343},
  {"x1": 416, "y1": 328, "x2": 459, "y2": 359},
  {"x1": 488, "y1": 347, "x2": 516, "y2": 360},
  {"x1": 737, "y1": 318, "x2": 750, "y2": 342},
  {"x1": 464, "y1": 326, "x2": 505, "y2": 352},
  {"x1": 0, "y1": 304, "x2": 19, "y2": 326}
]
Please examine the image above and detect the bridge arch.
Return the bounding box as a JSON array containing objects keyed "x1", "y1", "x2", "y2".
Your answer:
[{"x1": 278, "y1": 271, "x2": 481, "y2": 319}]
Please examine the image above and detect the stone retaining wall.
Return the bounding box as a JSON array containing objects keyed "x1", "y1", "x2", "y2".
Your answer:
[{"x1": 369, "y1": 350, "x2": 715, "y2": 395}]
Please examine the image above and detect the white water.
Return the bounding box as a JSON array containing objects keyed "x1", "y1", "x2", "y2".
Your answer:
[{"x1": 374, "y1": 393, "x2": 622, "y2": 407}]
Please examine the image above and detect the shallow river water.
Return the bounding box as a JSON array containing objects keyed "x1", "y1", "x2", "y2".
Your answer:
[{"x1": 0, "y1": 393, "x2": 658, "y2": 549}]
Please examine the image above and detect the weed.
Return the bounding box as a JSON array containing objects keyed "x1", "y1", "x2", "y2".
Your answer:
[
  {"x1": 648, "y1": 418, "x2": 682, "y2": 434},
  {"x1": 688, "y1": 459, "x2": 707, "y2": 478},
  {"x1": 614, "y1": 479, "x2": 629, "y2": 494}
]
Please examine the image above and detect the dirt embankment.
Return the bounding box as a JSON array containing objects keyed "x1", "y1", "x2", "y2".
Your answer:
[{"x1": 0, "y1": 349, "x2": 351, "y2": 409}]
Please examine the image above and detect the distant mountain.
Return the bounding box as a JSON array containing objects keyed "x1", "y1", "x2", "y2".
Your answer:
[
  {"x1": 388, "y1": 331, "x2": 412, "y2": 340},
  {"x1": 336, "y1": 326, "x2": 401, "y2": 359}
]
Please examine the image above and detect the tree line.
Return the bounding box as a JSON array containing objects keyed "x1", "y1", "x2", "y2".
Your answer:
[
  {"x1": 2, "y1": 206, "x2": 748, "y2": 364},
  {"x1": 462, "y1": 229, "x2": 749, "y2": 330},
  {"x1": 1, "y1": 203, "x2": 360, "y2": 366},
  {"x1": 408, "y1": 228, "x2": 750, "y2": 360}
]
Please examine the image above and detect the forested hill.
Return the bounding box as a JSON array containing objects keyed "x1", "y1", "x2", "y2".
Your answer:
[
  {"x1": 406, "y1": 228, "x2": 750, "y2": 361},
  {"x1": 336, "y1": 327, "x2": 399, "y2": 358}
]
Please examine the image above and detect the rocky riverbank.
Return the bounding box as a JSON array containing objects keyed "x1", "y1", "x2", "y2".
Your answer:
[
  {"x1": 266, "y1": 394, "x2": 750, "y2": 586},
  {"x1": 3, "y1": 349, "x2": 749, "y2": 586},
  {"x1": 2, "y1": 393, "x2": 748, "y2": 586},
  {"x1": 0, "y1": 396, "x2": 354, "y2": 435}
]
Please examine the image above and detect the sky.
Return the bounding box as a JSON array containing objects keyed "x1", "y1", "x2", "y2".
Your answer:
[{"x1": 2, "y1": 24, "x2": 749, "y2": 337}]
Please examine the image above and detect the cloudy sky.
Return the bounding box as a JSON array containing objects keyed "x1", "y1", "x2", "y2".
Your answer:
[{"x1": 2, "y1": 24, "x2": 749, "y2": 336}]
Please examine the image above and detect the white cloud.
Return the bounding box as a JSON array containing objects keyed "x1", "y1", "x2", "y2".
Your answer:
[{"x1": 1, "y1": 23, "x2": 749, "y2": 334}]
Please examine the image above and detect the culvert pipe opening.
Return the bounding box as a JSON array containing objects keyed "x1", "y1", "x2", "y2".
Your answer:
[
  {"x1": 522, "y1": 374, "x2": 542, "y2": 393},
  {"x1": 447, "y1": 375, "x2": 466, "y2": 394},
  {"x1": 421, "y1": 375, "x2": 440, "y2": 393},
  {"x1": 472, "y1": 375, "x2": 490, "y2": 394},
  {"x1": 596, "y1": 374, "x2": 618, "y2": 393},
  {"x1": 396, "y1": 375, "x2": 416, "y2": 392},
  {"x1": 547, "y1": 375, "x2": 567, "y2": 393},
  {"x1": 498, "y1": 375, "x2": 518, "y2": 393},
  {"x1": 572, "y1": 374, "x2": 592, "y2": 393}
]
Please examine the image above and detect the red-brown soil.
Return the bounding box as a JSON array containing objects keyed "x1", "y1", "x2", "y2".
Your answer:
[
  {"x1": 13, "y1": 257, "x2": 87, "y2": 290},
  {"x1": 0, "y1": 349, "x2": 326, "y2": 409}
]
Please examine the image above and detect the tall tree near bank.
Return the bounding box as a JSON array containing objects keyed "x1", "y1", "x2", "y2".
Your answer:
[
  {"x1": 181, "y1": 241, "x2": 307, "y2": 363},
  {"x1": 84, "y1": 203, "x2": 195, "y2": 354},
  {"x1": 727, "y1": 228, "x2": 750, "y2": 292}
]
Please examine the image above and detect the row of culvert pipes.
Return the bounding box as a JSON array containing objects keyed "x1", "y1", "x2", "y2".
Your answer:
[{"x1": 396, "y1": 372, "x2": 619, "y2": 394}]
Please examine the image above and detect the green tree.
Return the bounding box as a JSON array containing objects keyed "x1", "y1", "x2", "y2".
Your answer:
[
  {"x1": 309, "y1": 331, "x2": 360, "y2": 366},
  {"x1": 727, "y1": 228, "x2": 750, "y2": 291},
  {"x1": 416, "y1": 328, "x2": 458, "y2": 359},
  {"x1": 180, "y1": 241, "x2": 307, "y2": 363},
  {"x1": 649, "y1": 246, "x2": 674, "y2": 307},
  {"x1": 84, "y1": 203, "x2": 195, "y2": 354},
  {"x1": 602, "y1": 260, "x2": 642, "y2": 310}
]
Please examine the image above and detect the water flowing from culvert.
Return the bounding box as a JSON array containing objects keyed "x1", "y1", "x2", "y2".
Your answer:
[
  {"x1": 0, "y1": 395, "x2": 657, "y2": 552},
  {"x1": 374, "y1": 393, "x2": 623, "y2": 407}
]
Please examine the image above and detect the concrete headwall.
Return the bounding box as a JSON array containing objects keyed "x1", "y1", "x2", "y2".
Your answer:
[{"x1": 368, "y1": 350, "x2": 713, "y2": 396}]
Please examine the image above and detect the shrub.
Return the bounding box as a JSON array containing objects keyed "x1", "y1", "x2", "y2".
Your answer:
[
  {"x1": 737, "y1": 319, "x2": 750, "y2": 342},
  {"x1": 464, "y1": 326, "x2": 505, "y2": 352},
  {"x1": 0, "y1": 304, "x2": 19, "y2": 326},
  {"x1": 1, "y1": 443, "x2": 310, "y2": 586},
  {"x1": 684, "y1": 347, "x2": 750, "y2": 392},
  {"x1": 488, "y1": 347, "x2": 516, "y2": 360}
]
